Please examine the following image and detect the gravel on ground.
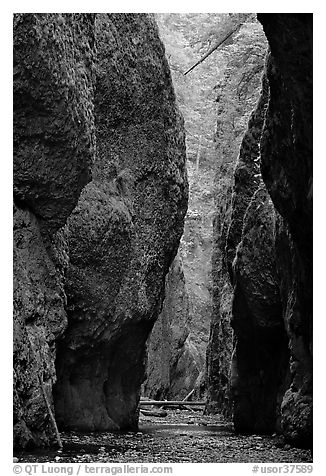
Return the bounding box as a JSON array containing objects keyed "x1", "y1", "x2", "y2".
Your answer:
[{"x1": 14, "y1": 409, "x2": 312, "y2": 463}]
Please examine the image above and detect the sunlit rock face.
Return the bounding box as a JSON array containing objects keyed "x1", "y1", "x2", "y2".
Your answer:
[
  {"x1": 143, "y1": 254, "x2": 205, "y2": 400},
  {"x1": 143, "y1": 255, "x2": 189, "y2": 399},
  {"x1": 258, "y1": 14, "x2": 312, "y2": 447},
  {"x1": 13, "y1": 13, "x2": 96, "y2": 448},
  {"x1": 53, "y1": 14, "x2": 188, "y2": 431}
]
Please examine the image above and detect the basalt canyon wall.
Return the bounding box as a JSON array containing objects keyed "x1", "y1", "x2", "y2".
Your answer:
[
  {"x1": 13, "y1": 13, "x2": 96, "y2": 448},
  {"x1": 205, "y1": 18, "x2": 268, "y2": 417},
  {"x1": 258, "y1": 13, "x2": 313, "y2": 446},
  {"x1": 143, "y1": 255, "x2": 189, "y2": 400},
  {"x1": 53, "y1": 14, "x2": 188, "y2": 432},
  {"x1": 143, "y1": 254, "x2": 206, "y2": 400},
  {"x1": 144, "y1": 161, "x2": 213, "y2": 400},
  {"x1": 207, "y1": 14, "x2": 312, "y2": 447},
  {"x1": 206, "y1": 74, "x2": 269, "y2": 417},
  {"x1": 13, "y1": 13, "x2": 187, "y2": 447}
]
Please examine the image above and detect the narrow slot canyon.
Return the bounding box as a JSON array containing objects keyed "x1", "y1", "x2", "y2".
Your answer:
[{"x1": 13, "y1": 13, "x2": 312, "y2": 464}]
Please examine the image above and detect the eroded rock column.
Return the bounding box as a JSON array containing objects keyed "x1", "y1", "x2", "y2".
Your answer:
[{"x1": 53, "y1": 14, "x2": 188, "y2": 431}]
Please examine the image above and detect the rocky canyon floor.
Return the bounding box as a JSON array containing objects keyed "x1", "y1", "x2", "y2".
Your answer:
[{"x1": 14, "y1": 409, "x2": 312, "y2": 464}]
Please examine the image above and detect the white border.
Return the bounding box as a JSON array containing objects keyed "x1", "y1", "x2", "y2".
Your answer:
[{"x1": 2, "y1": 4, "x2": 324, "y2": 473}]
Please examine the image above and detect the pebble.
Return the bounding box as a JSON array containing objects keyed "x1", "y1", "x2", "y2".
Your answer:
[
  {"x1": 15, "y1": 410, "x2": 312, "y2": 464},
  {"x1": 13, "y1": 457, "x2": 19, "y2": 463}
]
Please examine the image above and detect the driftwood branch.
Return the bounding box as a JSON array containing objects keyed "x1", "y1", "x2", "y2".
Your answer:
[
  {"x1": 182, "y1": 389, "x2": 196, "y2": 412},
  {"x1": 183, "y1": 23, "x2": 243, "y2": 76},
  {"x1": 38, "y1": 374, "x2": 63, "y2": 448},
  {"x1": 28, "y1": 333, "x2": 63, "y2": 448},
  {"x1": 182, "y1": 388, "x2": 195, "y2": 401}
]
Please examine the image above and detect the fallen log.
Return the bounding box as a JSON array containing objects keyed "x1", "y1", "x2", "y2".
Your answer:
[
  {"x1": 140, "y1": 409, "x2": 168, "y2": 417},
  {"x1": 139, "y1": 400, "x2": 205, "y2": 407}
]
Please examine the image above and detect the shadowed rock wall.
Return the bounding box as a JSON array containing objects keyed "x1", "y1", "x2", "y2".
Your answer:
[
  {"x1": 226, "y1": 75, "x2": 290, "y2": 434},
  {"x1": 13, "y1": 13, "x2": 96, "y2": 448},
  {"x1": 231, "y1": 183, "x2": 290, "y2": 434},
  {"x1": 53, "y1": 14, "x2": 188, "y2": 431},
  {"x1": 206, "y1": 75, "x2": 269, "y2": 417},
  {"x1": 13, "y1": 12, "x2": 187, "y2": 447},
  {"x1": 258, "y1": 13, "x2": 312, "y2": 447},
  {"x1": 207, "y1": 14, "x2": 312, "y2": 448}
]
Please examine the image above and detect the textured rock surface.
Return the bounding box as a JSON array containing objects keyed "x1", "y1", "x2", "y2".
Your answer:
[
  {"x1": 144, "y1": 160, "x2": 214, "y2": 400},
  {"x1": 14, "y1": 14, "x2": 95, "y2": 233},
  {"x1": 274, "y1": 217, "x2": 312, "y2": 446},
  {"x1": 53, "y1": 14, "x2": 188, "y2": 431},
  {"x1": 143, "y1": 255, "x2": 191, "y2": 399},
  {"x1": 204, "y1": 207, "x2": 234, "y2": 415},
  {"x1": 231, "y1": 185, "x2": 290, "y2": 433},
  {"x1": 225, "y1": 75, "x2": 269, "y2": 279},
  {"x1": 13, "y1": 208, "x2": 68, "y2": 449},
  {"x1": 258, "y1": 14, "x2": 313, "y2": 447},
  {"x1": 206, "y1": 77, "x2": 269, "y2": 416},
  {"x1": 179, "y1": 162, "x2": 214, "y2": 397},
  {"x1": 205, "y1": 259, "x2": 233, "y2": 415},
  {"x1": 207, "y1": 14, "x2": 312, "y2": 448},
  {"x1": 13, "y1": 14, "x2": 96, "y2": 448}
]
